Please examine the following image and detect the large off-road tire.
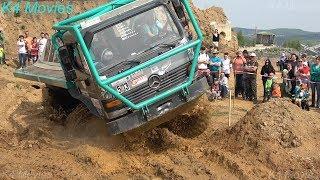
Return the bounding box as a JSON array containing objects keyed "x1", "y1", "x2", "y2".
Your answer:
[
  {"x1": 65, "y1": 103, "x2": 91, "y2": 132},
  {"x1": 42, "y1": 85, "x2": 80, "y2": 113}
]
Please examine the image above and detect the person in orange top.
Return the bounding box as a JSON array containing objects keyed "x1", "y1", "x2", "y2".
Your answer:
[
  {"x1": 24, "y1": 31, "x2": 33, "y2": 65},
  {"x1": 272, "y1": 83, "x2": 282, "y2": 98},
  {"x1": 233, "y1": 51, "x2": 247, "y2": 98}
]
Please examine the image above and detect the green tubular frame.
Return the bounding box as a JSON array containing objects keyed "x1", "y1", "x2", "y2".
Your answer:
[{"x1": 52, "y1": 0, "x2": 203, "y2": 110}]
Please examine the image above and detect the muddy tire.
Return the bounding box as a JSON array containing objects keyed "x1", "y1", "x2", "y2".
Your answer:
[{"x1": 65, "y1": 103, "x2": 91, "y2": 131}]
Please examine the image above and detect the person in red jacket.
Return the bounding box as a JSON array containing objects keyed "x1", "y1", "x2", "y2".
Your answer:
[{"x1": 30, "y1": 37, "x2": 39, "y2": 63}]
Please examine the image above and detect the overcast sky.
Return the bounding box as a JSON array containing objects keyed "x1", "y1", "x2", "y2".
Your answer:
[{"x1": 192, "y1": 0, "x2": 320, "y2": 32}]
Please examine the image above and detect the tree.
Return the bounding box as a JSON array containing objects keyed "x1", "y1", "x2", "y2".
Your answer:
[
  {"x1": 283, "y1": 40, "x2": 302, "y2": 51},
  {"x1": 237, "y1": 31, "x2": 245, "y2": 47}
]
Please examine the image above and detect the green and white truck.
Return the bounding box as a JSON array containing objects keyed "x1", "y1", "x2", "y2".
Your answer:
[{"x1": 14, "y1": 0, "x2": 208, "y2": 135}]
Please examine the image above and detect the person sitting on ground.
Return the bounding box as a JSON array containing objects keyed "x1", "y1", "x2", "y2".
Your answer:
[
  {"x1": 264, "y1": 73, "x2": 274, "y2": 102},
  {"x1": 207, "y1": 80, "x2": 221, "y2": 101},
  {"x1": 222, "y1": 52, "x2": 232, "y2": 78},
  {"x1": 0, "y1": 44, "x2": 5, "y2": 65},
  {"x1": 272, "y1": 83, "x2": 282, "y2": 98},
  {"x1": 292, "y1": 83, "x2": 310, "y2": 111},
  {"x1": 197, "y1": 46, "x2": 213, "y2": 86},
  {"x1": 219, "y1": 72, "x2": 229, "y2": 98},
  {"x1": 209, "y1": 49, "x2": 222, "y2": 80}
]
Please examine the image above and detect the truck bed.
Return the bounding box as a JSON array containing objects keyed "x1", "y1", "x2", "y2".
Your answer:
[{"x1": 14, "y1": 61, "x2": 68, "y2": 88}]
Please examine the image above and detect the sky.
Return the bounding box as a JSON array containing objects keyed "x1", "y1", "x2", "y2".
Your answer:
[{"x1": 192, "y1": 0, "x2": 320, "y2": 32}]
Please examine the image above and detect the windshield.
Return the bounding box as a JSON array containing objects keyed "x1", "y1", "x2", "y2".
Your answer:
[{"x1": 89, "y1": 5, "x2": 182, "y2": 75}]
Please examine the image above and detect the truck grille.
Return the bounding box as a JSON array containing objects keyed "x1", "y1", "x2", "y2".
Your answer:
[{"x1": 123, "y1": 64, "x2": 189, "y2": 104}]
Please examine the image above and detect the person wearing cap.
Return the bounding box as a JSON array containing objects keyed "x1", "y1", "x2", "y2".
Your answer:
[
  {"x1": 243, "y1": 52, "x2": 259, "y2": 103},
  {"x1": 209, "y1": 49, "x2": 222, "y2": 80},
  {"x1": 233, "y1": 51, "x2": 246, "y2": 98},
  {"x1": 197, "y1": 46, "x2": 213, "y2": 86}
]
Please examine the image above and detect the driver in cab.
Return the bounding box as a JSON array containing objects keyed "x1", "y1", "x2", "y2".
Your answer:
[{"x1": 142, "y1": 12, "x2": 168, "y2": 42}]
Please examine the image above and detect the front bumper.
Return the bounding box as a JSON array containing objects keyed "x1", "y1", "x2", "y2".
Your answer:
[{"x1": 106, "y1": 77, "x2": 209, "y2": 135}]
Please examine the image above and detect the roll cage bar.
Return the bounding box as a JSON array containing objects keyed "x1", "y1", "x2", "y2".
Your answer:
[{"x1": 52, "y1": 0, "x2": 203, "y2": 110}]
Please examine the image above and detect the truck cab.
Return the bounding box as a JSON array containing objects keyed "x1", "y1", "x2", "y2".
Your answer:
[{"x1": 14, "y1": 0, "x2": 208, "y2": 135}]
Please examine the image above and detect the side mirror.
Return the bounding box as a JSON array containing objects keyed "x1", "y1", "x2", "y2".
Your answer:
[{"x1": 58, "y1": 46, "x2": 77, "y2": 81}]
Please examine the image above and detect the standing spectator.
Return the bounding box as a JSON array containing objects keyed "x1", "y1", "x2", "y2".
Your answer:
[
  {"x1": 279, "y1": 52, "x2": 287, "y2": 71},
  {"x1": 301, "y1": 53, "x2": 310, "y2": 67},
  {"x1": 272, "y1": 83, "x2": 282, "y2": 98},
  {"x1": 198, "y1": 46, "x2": 213, "y2": 86},
  {"x1": 242, "y1": 50, "x2": 250, "y2": 61},
  {"x1": 233, "y1": 51, "x2": 246, "y2": 98},
  {"x1": 212, "y1": 29, "x2": 219, "y2": 49},
  {"x1": 297, "y1": 61, "x2": 310, "y2": 85},
  {"x1": 0, "y1": 44, "x2": 4, "y2": 65},
  {"x1": 243, "y1": 53, "x2": 259, "y2": 103},
  {"x1": 24, "y1": 31, "x2": 33, "y2": 65},
  {"x1": 260, "y1": 59, "x2": 275, "y2": 101},
  {"x1": 287, "y1": 53, "x2": 299, "y2": 94},
  {"x1": 209, "y1": 49, "x2": 222, "y2": 80},
  {"x1": 222, "y1": 52, "x2": 231, "y2": 78},
  {"x1": 30, "y1": 37, "x2": 39, "y2": 63},
  {"x1": 0, "y1": 29, "x2": 4, "y2": 45},
  {"x1": 38, "y1": 32, "x2": 48, "y2": 60},
  {"x1": 45, "y1": 33, "x2": 50, "y2": 41},
  {"x1": 17, "y1": 35, "x2": 27, "y2": 69},
  {"x1": 311, "y1": 56, "x2": 320, "y2": 108}
]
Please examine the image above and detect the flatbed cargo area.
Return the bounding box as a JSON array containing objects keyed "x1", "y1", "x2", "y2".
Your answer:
[{"x1": 13, "y1": 61, "x2": 67, "y2": 88}]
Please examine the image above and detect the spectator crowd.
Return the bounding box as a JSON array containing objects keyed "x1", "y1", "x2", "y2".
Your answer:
[
  {"x1": 197, "y1": 29, "x2": 320, "y2": 110},
  {"x1": 17, "y1": 31, "x2": 49, "y2": 69}
]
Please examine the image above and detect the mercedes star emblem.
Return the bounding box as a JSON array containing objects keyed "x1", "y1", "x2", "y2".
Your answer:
[{"x1": 148, "y1": 74, "x2": 161, "y2": 89}]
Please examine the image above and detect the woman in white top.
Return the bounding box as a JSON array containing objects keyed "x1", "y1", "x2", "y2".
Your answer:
[
  {"x1": 17, "y1": 35, "x2": 27, "y2": 68},
  {"x1": 38, "y1": 32, "x2": 48, "y2": 60},
  {"x1": 222, "y1": 52, "x2": 232, "y2": 78}
]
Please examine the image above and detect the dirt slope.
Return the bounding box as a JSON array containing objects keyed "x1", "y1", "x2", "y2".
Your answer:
[{"x1": 1, "y1": 64, "x2": 320, "y2": 179}]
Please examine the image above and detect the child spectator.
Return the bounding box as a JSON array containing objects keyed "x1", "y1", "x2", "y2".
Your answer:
[
  {"x1": 222, "y1": 52, "x2": 231, "y2": 78},
  {"x1": 263, "y1": 73, "x2": 274, "y2": 102},
  {"x1": 30, "y1": 37, "x2": 39, "y2": 63},
  {"x1": 0, "y1": 44, "x2": 4, "y2": 65},
  {"x1": 219, "y1": 73, "x2": 229, "y2": 98},
  {"x1": 272, "y1": 83, "x2": 282, "y2": 98},
  {"x1": 293, "y1": 83, "x2": 310, "y2": 111},
  {"x1": 17, "y1": 35, "x2": 27, "y2": 69},
  {"x1": 198, "y1": 46, "x2": 213, "y2": 86},
  {"x1": 207, "y1": 80, "x2": 221, "y2": 101}
]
